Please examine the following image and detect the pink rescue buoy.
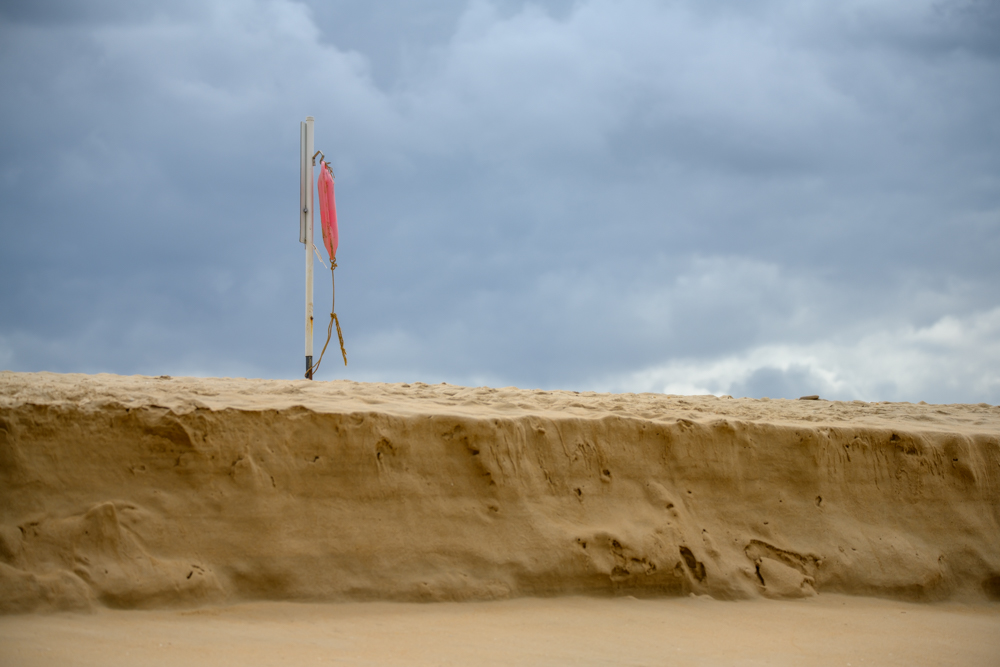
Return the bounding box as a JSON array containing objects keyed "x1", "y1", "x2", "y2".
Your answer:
[{"x1": 317, "y1": 160, "x2": 338, "y2": 261}]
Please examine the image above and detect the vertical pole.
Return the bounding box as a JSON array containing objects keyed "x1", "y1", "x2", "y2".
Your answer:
[
  {"x1": 299, "y1": 122, "x2": 308, "y2": 244},
  {"x1": 303, "y1": 116, "x2": 315, "y2": 378}
]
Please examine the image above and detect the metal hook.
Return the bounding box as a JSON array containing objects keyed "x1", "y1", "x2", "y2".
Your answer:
[{"x1": 312, "y1": 150, "x2": 335, "y2": 179}]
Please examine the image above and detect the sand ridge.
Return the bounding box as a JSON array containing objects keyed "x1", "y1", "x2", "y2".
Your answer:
[
  {"x1": 1, "y1": 371, "x2": 999, "y2": 613},
  {"x1": 3, "y1": 371, "x2": 998, "y2": 431}
]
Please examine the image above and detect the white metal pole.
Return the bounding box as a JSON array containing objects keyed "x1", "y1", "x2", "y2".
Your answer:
[
  {"x1": 303, "y1": 116, "x2": 315, "y2": 378},
  {"x1": 299, "y1": 122, "x2": 308, "y2": 244}
]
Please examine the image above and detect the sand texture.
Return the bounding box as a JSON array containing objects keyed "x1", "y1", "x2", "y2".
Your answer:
[
  {"x1": 3, "y1": 596, "x2": 999, "y2": 666},
  {"x1": 1, "y1": 371, "x2": 999, "y2": 613}
]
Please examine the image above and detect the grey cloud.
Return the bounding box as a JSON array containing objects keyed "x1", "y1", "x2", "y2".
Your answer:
[
  {"x1": 0, "y1": 0, "x2": 207, "y2": 26},
  {"x1": 1, "y1": 0, "x2": 998, "y2": 402},
  {"x1": 729, "y1": 365, "x2": 828, "y2": 401}
]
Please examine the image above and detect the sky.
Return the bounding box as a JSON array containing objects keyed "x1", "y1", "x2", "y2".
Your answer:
[{"x1": 1, "y1": 0, "x2": 998, "y2": 403}]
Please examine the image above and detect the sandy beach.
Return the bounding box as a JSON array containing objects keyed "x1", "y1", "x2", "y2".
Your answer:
[
  {"x1": 1, "y1": 595, "x2": 998, "y2": 666},
  {"x1": 1, "y1": 371, "x2": 998, "y2": 663}
]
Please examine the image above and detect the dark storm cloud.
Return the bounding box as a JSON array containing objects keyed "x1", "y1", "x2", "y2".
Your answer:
[{"x1": 1, "y1": 0, "x2": 998, "y2": 402}]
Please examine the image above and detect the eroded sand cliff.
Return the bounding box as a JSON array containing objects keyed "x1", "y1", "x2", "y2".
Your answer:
[{"x1": 1, "y1": 371, "x2": 998, "y2": 612}]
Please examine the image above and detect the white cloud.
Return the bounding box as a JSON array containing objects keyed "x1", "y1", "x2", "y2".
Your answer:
[{"x1": 610, "y1": 306, "x2": 1000, "y2": 403}]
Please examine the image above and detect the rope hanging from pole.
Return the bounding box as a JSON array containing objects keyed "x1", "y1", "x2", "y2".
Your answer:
[{"x1": 306, "y1": 259, "x2": 347, "y2": 378}]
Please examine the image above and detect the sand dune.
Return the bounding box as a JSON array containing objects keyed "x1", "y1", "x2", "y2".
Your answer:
[{"x1": 1, "y1": 371, "x2": 998, "y2": 613}]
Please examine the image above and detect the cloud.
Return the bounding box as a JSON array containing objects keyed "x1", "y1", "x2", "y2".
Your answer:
[
  {"x1": 613, "y1": 305, "x2": 1000, "y2": 403},
  {"x1": 0, "y1": 0, "x2": 998, "y2": 402}
]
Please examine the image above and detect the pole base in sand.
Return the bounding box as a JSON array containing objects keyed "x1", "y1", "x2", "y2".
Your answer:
[{"x1": 305, "y1": 356, "x2": 313, "y2": 380}]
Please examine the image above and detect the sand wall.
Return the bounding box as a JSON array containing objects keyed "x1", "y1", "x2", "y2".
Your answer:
[{"x1": 1, "y1": 373, "x2": 999, "y2": 612}]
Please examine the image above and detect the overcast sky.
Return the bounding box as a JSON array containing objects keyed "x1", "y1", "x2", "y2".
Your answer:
[{"x1": 1, "y1": 0, "x2": 998, "y2": 402}]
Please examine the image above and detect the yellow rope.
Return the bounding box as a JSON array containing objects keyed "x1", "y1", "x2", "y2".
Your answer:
[
  {"x1": 334, "y1": 313, "x2": 347, "y2": 366},
  {"x1": 305, "y1": 259, "x2": 347, "y2": 378}
]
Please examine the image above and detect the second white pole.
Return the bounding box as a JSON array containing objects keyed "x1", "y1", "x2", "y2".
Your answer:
[{"x1": 303, "y1": 116, "x2": 315, "y2": 378}]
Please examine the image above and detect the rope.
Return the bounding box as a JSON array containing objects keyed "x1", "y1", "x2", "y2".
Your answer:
[
  {"x1": 333, "y1": 312, "x2": 347, "y2": 366},
  {"x1": 305, "y1": 259, "x2": 347, "y2": 378}
]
